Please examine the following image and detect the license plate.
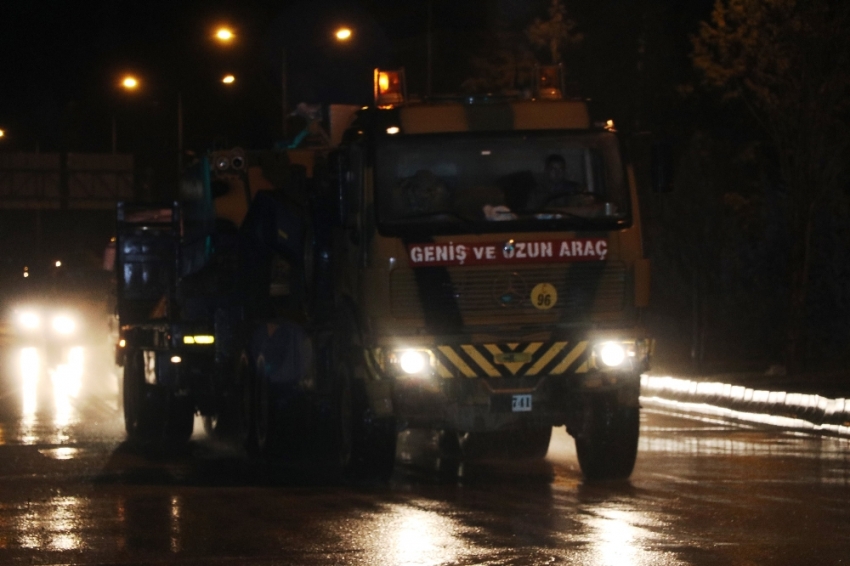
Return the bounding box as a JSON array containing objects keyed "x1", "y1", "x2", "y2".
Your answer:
[{"x1": 511, "y1": 394, "x2": 532, "y2": 412}]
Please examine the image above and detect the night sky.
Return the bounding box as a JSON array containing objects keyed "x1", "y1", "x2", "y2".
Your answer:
[
  {"x1": 0, "y1": 1, "x2": 714, "y2": 165},
  {"x1": 0, "y1": 1, "x2": 484, "y2": 153}
]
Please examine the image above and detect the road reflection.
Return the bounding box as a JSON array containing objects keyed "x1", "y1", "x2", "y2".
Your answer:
[
  {"x1": 369, "y1": 505, "x2": 464, "y2": 566},
  {"x1": 170, "y1": 495, "x2": 183, "y2": 554},
  {"x1": 18, "y1": 346, "x2": 84, "y2": 439},
  {"x1": 19, "y1": 347, "x2": 39, "y2": 445},
  {"x1": 7, "y1": 345, "x2": 119, "y2": 446},
  {"x1": 584, "y1": 507, "x2": 676, "y2": 566},
  {"x1": 15, "y1": 496, "x2": 84, "y2": 552},
  {"x1": 52, "y1": 346, "x2": 84, "y2": 428}
]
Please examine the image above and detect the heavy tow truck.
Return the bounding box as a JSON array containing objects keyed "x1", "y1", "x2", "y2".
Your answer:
[
  {"x1": 324, "y1": 66, "x2": 659, "y2": 479},
  {"x1": 114, "y1": 66, "x2": 663, "y2": 481}
]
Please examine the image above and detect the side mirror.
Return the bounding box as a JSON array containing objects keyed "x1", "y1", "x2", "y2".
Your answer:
[{"x1": 651, "y1": 140, "x2": 674, "y2": 193}]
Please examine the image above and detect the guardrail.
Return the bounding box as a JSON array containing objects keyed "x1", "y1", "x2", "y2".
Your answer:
[{"x1": 641, "y1": 375, "x2": 850, "y2": 437}]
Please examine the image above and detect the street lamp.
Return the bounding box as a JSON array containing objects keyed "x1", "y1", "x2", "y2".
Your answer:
[
  {"x1": 222, "y1": 74, "x2": 236, "y2": 85},
  {"x1": 335, "y1": 27, "x2": 352, "y2": 41},
  {"x1": 214, "y1": 26, "x2": 235, "y2": 43},
  {"x1": 121, "y1": 75, "x2": 139, "y2": 90}
]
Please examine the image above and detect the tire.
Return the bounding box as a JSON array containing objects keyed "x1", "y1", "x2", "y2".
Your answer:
[
  {"x1": 122, "y1": 349, "x2": 194, "y2": 446},
  {"x1": 206, "y1": 352, "x2": 256, "y2": 448},
  {"x1": 353, "y1": 405, "x2": 397, "y2": 482},
  {"x1": 236, "y1": 351, "x2": 255, "y2": 450},
  {"x1": 123, "y1": 349, "x2": 160, "y2": 442},
  {"x1": 572, "y1": 392, "x2": 640, "y2": 481},
  {"x1": 331, "y1": 360, "x2": 356, "y2": 474},
  {"x1": 253, "y1": 354, "x2": 280, "y2": 457},
  {"x1": 332, "y1": 360, "x2": 397, "y2": 482},
  {"x1": 163, "y1": 394, "x2": 195, "y2": 445}
]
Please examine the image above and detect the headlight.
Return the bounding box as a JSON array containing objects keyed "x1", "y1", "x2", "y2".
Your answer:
[
  {"x1": 591, "y1": 339, "x2": 651, "y2": 371},
  {"x1": 17, "y1": 311, "x2": 41, "y2": 331},
  {"x1": 386, "y1": 348, "x2": 433, "y2": 377},
  {"x1": 399, "y1": 350, "x2": 427, "y2": 374},
  {"x1": 598, "y1": 342, "x2": 626, "y2": 367},
  {"x1": 51, "y1": 314, "x2": 77, "y2": 335}
]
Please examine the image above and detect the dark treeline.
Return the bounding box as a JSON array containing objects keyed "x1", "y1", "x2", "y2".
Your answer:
[{"x1": 451, "y1": 0, "x2": 850, "y2": 374}]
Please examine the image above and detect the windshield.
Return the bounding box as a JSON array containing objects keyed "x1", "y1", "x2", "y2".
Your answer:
[{"x1": 375, "y1": 131, "x2": 629, "y2": 234}]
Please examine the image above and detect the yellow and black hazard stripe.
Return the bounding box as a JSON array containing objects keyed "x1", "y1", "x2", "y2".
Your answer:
[{"x1": 432, "y1": 341, "x2": 591, "y2": 378}]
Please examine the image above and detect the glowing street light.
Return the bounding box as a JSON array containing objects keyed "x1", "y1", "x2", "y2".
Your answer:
[
  {"x1": 215, "y1": 27, "x2": 235, "y2": 43},
  {"x1": 335, "y1": 27, "x2": 352, "y2": 41},
  {"x1": 222, "y1": 74, "x2": 235, "y2": 85},
  {"x1": 120, "y1": 75, "x2": 139, "y2": 90},
  {"x1": 0, "y1": 129, "x2": 5, "y2": 138}
]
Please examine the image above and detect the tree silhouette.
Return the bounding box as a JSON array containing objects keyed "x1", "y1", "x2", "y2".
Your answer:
[
  {"x1": 692, "y1": 0, "x2": 850, "y2": 370},
  {"x1": 526, "y1": 0, "x2": 583, "y2": 65}
]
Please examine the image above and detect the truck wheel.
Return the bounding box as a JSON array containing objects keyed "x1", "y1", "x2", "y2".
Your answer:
[
  {"x1": 331, "y1": 360, "x2": 355, "y2": 474},
  {"x1": 123, "y1": 349, "x2": 194, "y2": 446},
  {"x1": 163, "y1": 395, "x2": 195, "y2": 445},
  {"x1": 353, "y1": 403, "x2": 397, "y2": 482},
  {"x1": 572, "y1": 392, "x2": 640, "y2": 481},
  {"x1": 203, "y1": 352, "x2": 252, "y2": 443},
  {"x1": 331, "y1": 361, "x2": 397, "y2": 482},
  {"x1": 236, "y1": 351, "x2": 256, "y2": 451},
  {"x1": 123, "y1": 349, "x2": 161, "y2": 442},
  {"x1": 253, "y1": 354, "x2": 283, "y2": 457}
]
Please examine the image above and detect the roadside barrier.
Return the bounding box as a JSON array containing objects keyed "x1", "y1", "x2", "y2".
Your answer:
[{"x1": 641, "y1": 375, "x2": 850, "y2": 437}]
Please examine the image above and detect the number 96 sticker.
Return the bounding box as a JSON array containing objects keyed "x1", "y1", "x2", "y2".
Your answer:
[{"x1": 531, "y1": 282, "x2": 558, "y2": 310}]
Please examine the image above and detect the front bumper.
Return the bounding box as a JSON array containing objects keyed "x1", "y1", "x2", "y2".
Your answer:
[
  {"x1": 369, "y1": 337, "x2": 649, "y2": 431},
  {"x1": 390, "y1": 369, "x2": 641, "y2": 431}
]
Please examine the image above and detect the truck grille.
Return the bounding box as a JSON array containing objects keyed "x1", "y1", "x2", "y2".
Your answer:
[{"x1": 390, "y1": 263, "x2": 627, "y2": 319}]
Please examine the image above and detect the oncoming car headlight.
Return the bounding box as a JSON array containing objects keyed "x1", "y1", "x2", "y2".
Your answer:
[
  {"x1": 17, "y1": 310, "x2": 41, "y2": 331},
  {"x1": 51, "y1": 314, "x2": 77, "y2": 335},
  {"x1": 386, "y1": 348, "x2": 434, "y2": 377}
]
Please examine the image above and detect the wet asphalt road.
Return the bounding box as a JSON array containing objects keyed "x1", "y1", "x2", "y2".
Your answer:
[{"x1": 0, "y1": 345, "x2": 849, "y2": 565}]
